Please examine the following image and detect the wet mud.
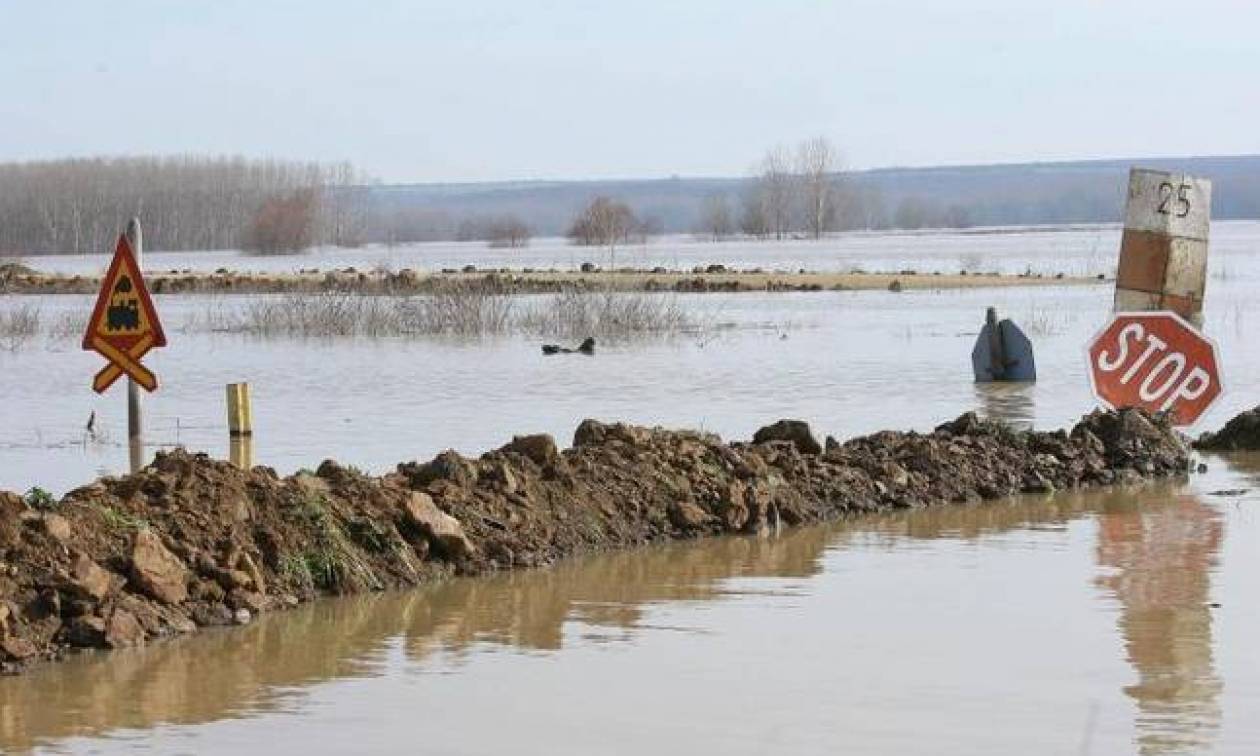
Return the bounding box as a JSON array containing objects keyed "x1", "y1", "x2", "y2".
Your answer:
[{"x1": 0, "y1": 408, "x2": 1187, "y2": 675}]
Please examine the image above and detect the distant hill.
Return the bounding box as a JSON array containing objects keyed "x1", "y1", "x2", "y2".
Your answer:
[{"x1": 366, "y1": 155, "x2": 1260, "y2": 238}]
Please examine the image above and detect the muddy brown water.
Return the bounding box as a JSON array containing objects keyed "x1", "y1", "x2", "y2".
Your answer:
[
  {"x1": 1, "y1": 459, "x2": 1258, "y2": 754},
  {"x1": 3, "y1": 225, "x2": 1260, "y2": 753}
]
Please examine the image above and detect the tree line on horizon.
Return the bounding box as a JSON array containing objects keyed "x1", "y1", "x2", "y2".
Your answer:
[
  {"x1": 6, "y1": 151, "x2": 1258, "y2": 256},
  {"x1": 694, "y1": 136, "x2": 973, "y2": 241},
  {"x1": 0, "y1": 156, "x2": 372, "y2": 256}
]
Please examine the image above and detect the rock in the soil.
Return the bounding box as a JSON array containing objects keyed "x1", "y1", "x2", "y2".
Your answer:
[
  {"x1": 1196, "y1": 406, "x2": 1260, "y2": 451},
  {"x1": 69, "y1": 553, "x2": 115, "y2": 601},
  {"x1": 401, "y1": 450, "x2": 478, "y2": 488},
  {"x1": 130, "y1": 529, "x2": 190, "y2": 605},
  {"x1": 227, "y1": 589, "x2": 266, "y2": 614},
  {"x1": 500, "y1": 434, "x2": 561, "y2": 467},
  {"x1": 105, "y1": 609, "x2": 145, "y2": 648},
  {"x1": 752, "y1": 419, "x2": 822, "y2": 455},
  {"x1": 1, "y1": 636, "x2": 38, "y2": 661},
  {"x1": 668, "y1": 500, "x2": 711, "y2": 530},
  {"x1": 401, "y1": 492, "x2": 474, "y2": 558},
  {"x1": 64, "y1": 615, "x2": 109, "y2": 648},
  {"x1": 40, "y1": 514, "x2": 72, "y2": 543}
]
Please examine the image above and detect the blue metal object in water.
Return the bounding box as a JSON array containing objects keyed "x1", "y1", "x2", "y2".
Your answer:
[{"x1": 972, "y1": 307, "x2": 1036, "y2": 382}]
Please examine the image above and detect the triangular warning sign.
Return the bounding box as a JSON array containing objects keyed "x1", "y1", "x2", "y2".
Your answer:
[{"x1": 82, "y1": 233, "x2": 166, "y2": 393}]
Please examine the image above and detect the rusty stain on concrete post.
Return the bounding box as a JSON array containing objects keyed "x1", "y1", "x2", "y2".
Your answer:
[{"x1": 1115, "y1": 168, "x2": 1211, "y2": 327}]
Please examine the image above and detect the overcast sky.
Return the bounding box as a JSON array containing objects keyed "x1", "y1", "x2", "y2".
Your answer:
[{"x1": 3, "y1": 0, "x2": 1257, "y2": 182}]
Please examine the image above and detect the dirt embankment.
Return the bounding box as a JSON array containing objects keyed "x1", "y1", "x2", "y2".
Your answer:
[
  {"x1": 0, "y1": 409, "x2": 1186, "y2": 674},
  {"x1": 0, "y1": 265, "x2": 1096, "y2": 297},
  {"x1": 1195, "y1": 406, "x2": 1260, "y2": 451}
]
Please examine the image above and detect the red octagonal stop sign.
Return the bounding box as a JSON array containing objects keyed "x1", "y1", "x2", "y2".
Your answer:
[{"x1": 1087, "y1": 311, "x2": 1223, "y2": 426}]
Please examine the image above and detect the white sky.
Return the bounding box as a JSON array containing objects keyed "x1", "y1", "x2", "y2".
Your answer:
[{"x1": 2, "y1": 0, "x2": 1257, "y2": 182}]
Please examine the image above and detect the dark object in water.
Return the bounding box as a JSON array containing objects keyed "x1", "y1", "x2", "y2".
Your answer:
[
  {"x1": 972, "y1": 307, "x2": 1035, "y2": 382},
  {"x1": 542, "y1": 337, "x2": 595, "y2": 356}
]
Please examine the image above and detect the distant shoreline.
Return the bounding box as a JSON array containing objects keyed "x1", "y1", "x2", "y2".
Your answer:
[
  {"x1": 0, "y1": 264, "x2": 1101, "y2": 296},
  {"x1": 0, "y1": 222, "x2": 1130, "y2": 261}
]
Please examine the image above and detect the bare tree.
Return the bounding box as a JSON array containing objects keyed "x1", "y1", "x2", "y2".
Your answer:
[
  {"x1": 796, "y1": 136, "x2": 837, "y2": 239},
  {"x1": 486, "y1": 215, "x2": 532, "y2": 248},
  {"x1": 244, "y1": 188, "x2": 319, "y2": 254},
  {"x1": 698, "y1": 193, "x2": 734, "y2": 241},
  {"x1": 320, "y1": 162, "x2": 369, "y2": 247},
  {"x1": 749, "y1": 146, "x2": 794, "y2": 240},
  {"x1": 739, "y1": 187, "x2": 769, "y2": 238},
  {"x1": 568, "y1": 196, "x2": 638, "y2": 267}
]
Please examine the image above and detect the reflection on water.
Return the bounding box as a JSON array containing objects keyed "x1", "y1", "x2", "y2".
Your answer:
[
  {"x1": 0, "y1": 479, "x2": 1242, "y2": 754},
  {"x1": 973, "y1": 382, "x2": 1037, "y2": 430},
  {"x1": 0, "y1": 531, "x2": 833, "y2": 752},
  {"x1": 1096, "y1": 493, "x2": 1223, "y2": 754}
]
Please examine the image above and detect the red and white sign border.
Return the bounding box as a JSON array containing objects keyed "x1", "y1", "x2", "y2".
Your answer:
[{"x1": 1084, "y1": 310, "x2": 1225, "y2": 424}]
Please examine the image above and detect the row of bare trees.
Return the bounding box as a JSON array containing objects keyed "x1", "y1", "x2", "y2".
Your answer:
[
  {"x1": 695, "y1": 136, "x2": 973, "y2": 240},
  {"x1": 455, "y1": 215, "x2": 532, "y2": 247},
  {"x1": 730, "y1": 136, "x2": 841, "y2": 240},
  {"x1": 0, "y1": 156, "x2": 368, "y2": 255}
]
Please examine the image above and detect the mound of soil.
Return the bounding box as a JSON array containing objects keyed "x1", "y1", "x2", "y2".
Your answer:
[
  {"x1": 1195, "y1": 406, "x2": 1260, "y2": 451},
  {"x1": 0, "y1": 408, "x2": 1186, "y2": 674}
]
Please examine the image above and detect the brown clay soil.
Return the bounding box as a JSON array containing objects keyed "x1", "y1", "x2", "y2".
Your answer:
[
  {"x1": 0, "y1": 409, "x2": 1187, "y2": 675},
  {"x1": 1195, "y1": 405, "x2": 1260, "y2": 451},
  {"x1": 0, "y1": 265, "x2": 1097, "y2": 296}
]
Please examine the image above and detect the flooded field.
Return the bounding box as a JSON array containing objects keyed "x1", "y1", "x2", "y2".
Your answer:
[
  {"x1": 2, "y1": 224, "x2": 1259, "y2": 753},
  {"x1": 23, "y1": 221, "x2": 1260, "y2": 279}
]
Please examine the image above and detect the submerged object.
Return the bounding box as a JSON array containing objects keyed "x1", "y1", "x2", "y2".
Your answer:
[
  {"x1": 972, "y1": 307, "x2": 1035, "y2": 382},
  {"x1": 542, "y1": 337, "x2": 596, "y2": 356}
]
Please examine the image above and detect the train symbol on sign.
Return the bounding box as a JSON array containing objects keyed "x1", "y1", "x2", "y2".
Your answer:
[
  {"x1": 82, "y1": 232, "x2": 166, "y2": 394},
  {"x1": 106, "y1": 275, "x2": 141, "y2": 332}
]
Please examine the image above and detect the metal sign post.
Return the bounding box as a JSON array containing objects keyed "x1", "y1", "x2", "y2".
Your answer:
[{"x1": 126, "y1": 219, "x2": 144, "y2": 473}]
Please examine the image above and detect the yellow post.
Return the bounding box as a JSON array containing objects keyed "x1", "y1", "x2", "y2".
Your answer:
[{"x1": 226, "y1": 383, "x2": 254, "y2": 469}]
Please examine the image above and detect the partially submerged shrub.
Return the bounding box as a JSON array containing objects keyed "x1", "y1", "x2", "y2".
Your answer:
[
  {"x1": 199, "y1": 285, "x2": 691, "y2": 340},
  {"x1": 0, "y1": 302, "x2": 40, "y2": 350}
]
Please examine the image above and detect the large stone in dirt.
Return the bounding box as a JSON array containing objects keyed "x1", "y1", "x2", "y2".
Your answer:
[
  {"x1": 1, "y1": 636, "x2": 38, "y2": 661},
  {"x1": 40, "y1": 514, "x2": 72, "y2": 543},
  {"x1": 69, "y1": 554, "x2": 115, "y2": 601},
  {"x1": 105, "y1": 609, "x2": 145, "y2": 648},
  {"x1": 0, "y1": 492, "x2": 24, "y2": 546},
  {"x1": 401, "y1": 492, "x2": 474, "y2": 558},
  {"x1": 572, "y1": 419, "x2": 652, "y2": 448},
  {"x1": 1196, "y1": 406, "x2": 1260, "y2": 451},
  {"x1": 752, "y1": 420, "x2": 822, "y2": 455},
  {"x1": 64, "y1": 615, "x2": 108, "y2": 648},
  {"x1": 499, "y1": 434, "x2": 560, "y2": 467},
  {"x1": 401, "y1": 451, "x2": 477, "y2": 488},
  {"x1": 668, "y1": 500, "x2": 711, "y2": 530},
  {"x1": 227, "y1": 589, "x2": 267, "y2": 614},
  {"x1": 130, "y1": 529, "x2": 190, "y2": 605}
]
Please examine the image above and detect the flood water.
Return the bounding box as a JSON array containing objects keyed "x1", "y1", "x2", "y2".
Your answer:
[
  {"x1": 2, "y1": 225, "x2": 1259, "y2": 753},
  {"x1": 2, "y1": 466, "x2": 1258, "y2": 755},
  {"x1": 26, "y1": 221, "x2": 1260, "y2": 280}
]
